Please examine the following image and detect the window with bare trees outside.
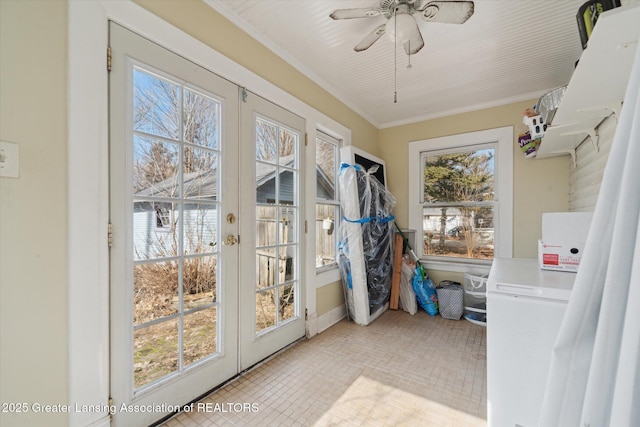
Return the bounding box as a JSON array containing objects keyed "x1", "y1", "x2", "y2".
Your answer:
[
  {"x1": 408, "y1": 127, "x2": 513, "y2": 269},
  {"x1": 315, "y1": 131, "x2": 341, "y2": 271},
  {"x1": 421, "y1": 146, "x2": 495, "y2": 260}
]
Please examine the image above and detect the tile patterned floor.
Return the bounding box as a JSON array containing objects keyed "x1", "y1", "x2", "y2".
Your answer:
[{"x1": 160, "y1": 310, "x2": 487, "y2": 427}]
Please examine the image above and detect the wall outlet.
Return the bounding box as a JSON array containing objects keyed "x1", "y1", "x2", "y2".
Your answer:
[{"x1": 0, "y1": 141, "x2": 19, "y2": 178}]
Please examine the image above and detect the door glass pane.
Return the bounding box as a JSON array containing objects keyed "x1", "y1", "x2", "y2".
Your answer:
[
  {"x1": 256, "y1": 248, "x2": 276, "y2": 290},
  {"x1": 279, "y1": 284, "x2": 295, "y2": 322},
  {"x1": 133, "y1": 68, "x2": 180, "y2": 140},
  {"x1": 133, "y1": 135, "x2": 180, "y2": 197},
  {"x1": 256, "y1": 207, "x2": 276, "y2": 246},
  {"x1": 277, "y1": 169, "x2": 296, "y2": 205},
  {"x1": 279, "y1": 246, "x2": 295, "y2": 283},
  {"x1": 183, "y1": 148, "x2": 218, "y2": 200},
  {"x1": 256, "y1": 162, "x2": 277, "y2": 203},
  {"x1": 183, "y1": 88, "x2": 220, "y2": 149},
  {"x1": 133, "y1": 201, "x2": 179, "y2": 260},
  {"x1": 256, "y1": 118, "x2": 278, "y2": 163},
  {"x1": 134, "y1": 261, "x2": 179, "y2": 325},
  {"x1": 133, "y1": 318, "x2": 179, "y2": 388},
  {"x1": 183, "y1": 255, "x2": 217, "y2": 307},
  {"x1": 279, "y1": 207, "x2": 295, "y2": 244},
  {"x1": 256, "y1": 289, "x2": 276, "y2": 333},
  {"x1": 183, "y1": 203, "x2": 217, "y2": 255},
  {"x1": 183, "y1": 307, "x2": 218, "y2": 366},
  {"x1": 278, "y1": 127, "x2": 297, "y2": 168}
]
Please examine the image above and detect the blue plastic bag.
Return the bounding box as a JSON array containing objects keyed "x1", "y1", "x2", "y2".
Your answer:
[{"x1": 412, "y1": 266, "x2": 439, "y2": 316}]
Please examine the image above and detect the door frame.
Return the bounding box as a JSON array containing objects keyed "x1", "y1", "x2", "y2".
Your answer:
[{"x1": 68, "y1": 2, "x2": 352, "y2": 426}]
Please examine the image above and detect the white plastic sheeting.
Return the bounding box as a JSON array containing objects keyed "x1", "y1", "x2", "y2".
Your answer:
[
  {"x1": 539, "y1": 39, "x2": 640, "y2": 427},
  {"x1": 399, "y1": 260, "x2": 418, "y2": 315},
  {"x1": 338, "y1": 162, "x2": 396, "y2": 326}
]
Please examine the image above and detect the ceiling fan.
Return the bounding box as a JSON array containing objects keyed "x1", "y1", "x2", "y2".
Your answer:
[{"x1": 330, "y1": 0, "x2": 475, "y2": 55}]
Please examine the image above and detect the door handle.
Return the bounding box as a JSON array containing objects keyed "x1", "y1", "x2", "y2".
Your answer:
[{"x1": 223, "y1": 234, "x2": 238, "y2": 246}]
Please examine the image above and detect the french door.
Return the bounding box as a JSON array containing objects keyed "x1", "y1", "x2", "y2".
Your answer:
[
  {"x1": 239, "y1": 91, "x2": 306, "y2": 370},
  {"x1": 109, "y1": 23, "x2": 304, "y2": 426}
]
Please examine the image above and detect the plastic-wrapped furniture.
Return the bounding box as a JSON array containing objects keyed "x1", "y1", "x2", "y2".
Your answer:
[{"x1": 338, "y1": 148, "x2": 396, "y2": 326}]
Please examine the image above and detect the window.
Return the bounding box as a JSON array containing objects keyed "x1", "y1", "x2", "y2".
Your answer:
[
  {"x1": 315, "y1": 131, "x2": 341, "y2": 271},
  {"x1": 421, "y1": 145, "x2": 495, "y2": 260},
  {"x1": 408, "y1": 127, "x2": 513, "y2": 271},
  {"x1": 155, "y1": 205, "x2": 172, "y2": 230}
]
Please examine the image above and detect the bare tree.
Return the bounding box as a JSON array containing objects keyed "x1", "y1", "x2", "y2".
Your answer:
[
  {"x1": 256, "y1": 118, "x2": 295, "y2": 161},
  {"x1": 133, "y1": 71, "x2": 219, "y2": 185},
  {"x1": 423, "y1": 151, "x2": 494, "y2": 257},
  {"x1": 132, "y1": 71, "x2": 220, "y2": 325}
]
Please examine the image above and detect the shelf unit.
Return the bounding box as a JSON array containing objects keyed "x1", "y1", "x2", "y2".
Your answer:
[
  {"x1": 463, "y1": 273, "x2": 487, "y2": 327},
  {"x1": 536, "y1": 4, "x2": 640, "y2": 163}
]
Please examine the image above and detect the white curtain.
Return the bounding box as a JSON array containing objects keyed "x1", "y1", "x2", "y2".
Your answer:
[{"x1": 539, "y1": 40, "x2": 640, "y2": 427}]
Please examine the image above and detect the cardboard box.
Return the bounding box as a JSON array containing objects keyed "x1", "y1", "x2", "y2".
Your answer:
[
  {"x1": 538, "y1": 240, "x2": 584, "y2": 272},
  {"x1": 538, "y1": 212, "x2": 593, "y2": 272}
]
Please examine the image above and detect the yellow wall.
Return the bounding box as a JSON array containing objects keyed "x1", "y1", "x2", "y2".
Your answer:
[
  {"x1": 316, "y1": 281, "x2": 345, "y2": 317},
  {"x1": 379, "y1": 100, "x2": 570, "y2": 280},
  {"x1": 0, "y1": 1, "x2": 69, "y2": 426}
]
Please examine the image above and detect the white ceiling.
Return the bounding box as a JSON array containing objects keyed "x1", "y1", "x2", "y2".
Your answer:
[{"x1": 207, "y1": 0, "x2": 587, "y2": 128}]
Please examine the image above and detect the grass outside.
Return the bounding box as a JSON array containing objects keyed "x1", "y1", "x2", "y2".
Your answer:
[
  {"x1": 133, "y1": 304, "x2": 218, "y2": 388},
  {"x1": 424, "y1": 235, "x2": 494, "y2": 260},
  {"x1": 133, "y1": 281, "x2": 296, "y2": 388}
]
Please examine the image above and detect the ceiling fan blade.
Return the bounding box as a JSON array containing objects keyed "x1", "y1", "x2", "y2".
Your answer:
[
  {"x1": 330, "y1": 7, "x2": 382, "y2": 20},
  {"x1": 418, "y1": 1, "x2": 475, "y2": 24},
  {"x1": 354, "y1": 24, "x2": 386, "y2": 52},
  {"x1": 403, "y1": 22, "x2": 425, "y2": 55}
]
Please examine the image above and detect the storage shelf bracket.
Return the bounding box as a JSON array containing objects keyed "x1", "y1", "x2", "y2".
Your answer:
[
  {"x1": 565, "y1": 149, "x2": 577, "y2": 169},
  {"x1": 560, "y1": 127, "x2": 599, "y2": 153},
  {"x1": 609, "y1": 102, "x2": 622, "y2": 121},
  {"x1": 548, "y1": 149, "x2": 577, "y2": 168},
  {"x1": 577, "y1": 102, "x2": 623, "y2": 123}
]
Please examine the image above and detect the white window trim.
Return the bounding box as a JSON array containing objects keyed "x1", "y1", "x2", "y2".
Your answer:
[
  {"x1": 313, "y1": 126, "x2": 347, "y2": 285},
  {"x1": 408, "y1": 126, "x2": 513, "y2": 273}
]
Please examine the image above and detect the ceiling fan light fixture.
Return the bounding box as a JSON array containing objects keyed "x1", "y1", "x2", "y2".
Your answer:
[
  {"x1": 330, "y1": 0, "x2": 476, "y2": 103},
  {"x1": 422, "y1": 4, "x2": 439, "y2": 20},
  {"x1": 385, "y1": 13, "x2": 415, "y2": 43}
]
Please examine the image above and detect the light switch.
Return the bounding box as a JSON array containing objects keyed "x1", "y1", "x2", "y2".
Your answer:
[{"x1": 0, "y1": 141, "x2": 19, "y2": 178}]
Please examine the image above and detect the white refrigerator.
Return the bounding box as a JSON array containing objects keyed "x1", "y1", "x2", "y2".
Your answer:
[{"x1": 487, "y1": 258, "x2": 576, "y2": 427}]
